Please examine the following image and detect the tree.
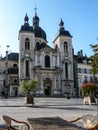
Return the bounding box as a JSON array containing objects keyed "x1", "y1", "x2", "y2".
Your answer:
[
  {"x1": 80, "y1": 82, "x2": 98, "y2": 96},
  {"x1": 21, "y1": 79, "x2": 38, "y2": 96},
  {"x1": 90, "y1": 44, "x2": 98, "y2": 75}
]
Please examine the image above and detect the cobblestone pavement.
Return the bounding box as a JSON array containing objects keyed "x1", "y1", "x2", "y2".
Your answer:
[{"x1": 0, "y1": 97, "x2": 97, "y2": 126}]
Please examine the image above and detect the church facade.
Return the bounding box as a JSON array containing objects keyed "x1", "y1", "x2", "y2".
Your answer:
[{"x1": 18, "y1": 11, "x2": 74, "y2": 96}]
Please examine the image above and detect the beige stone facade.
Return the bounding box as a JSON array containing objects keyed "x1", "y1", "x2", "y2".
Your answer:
[{"x1": 0, "y1": 57, "x2": 19, "y2": 96}]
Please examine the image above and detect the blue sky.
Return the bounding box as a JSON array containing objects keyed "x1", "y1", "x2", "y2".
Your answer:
[{"x1": 0, "y1": 0, "x2": 98, "y2": 57}]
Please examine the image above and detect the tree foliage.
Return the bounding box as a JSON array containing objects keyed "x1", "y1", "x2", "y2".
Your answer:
[
  {"x1": 90, "y1": 44, "x2": 98, "y2": 74},
  {"x1": 21, "y1": 79, "x2": 38, "y2": 95},
  {"x1": 80, "y1": 82, "x2": 98, "y2": 96}
]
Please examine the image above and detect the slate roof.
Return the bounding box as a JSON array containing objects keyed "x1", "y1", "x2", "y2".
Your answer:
[
  {"x1": 59, "y1": 28, "x2": 72, "y2": 37},
  {"x1": 2, "y1": 53, "x2": 19, "y2": 61},
  {"x1": 19, "y1": 24, "x2": 34, "y2": 33},
  {"x1": 34, "y1": 26, "x2": 47, "y2": 40},
  {"x1": 58, "y1": 19, "x2": 72, "y2": 37}
]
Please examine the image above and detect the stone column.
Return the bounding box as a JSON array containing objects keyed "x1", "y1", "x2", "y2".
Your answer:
[{"x1": 40, "y1": 76, "x2": 44, "y2": 95}]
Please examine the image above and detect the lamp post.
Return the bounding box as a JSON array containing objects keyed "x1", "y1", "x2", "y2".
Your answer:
[{"x1": 4, "y1": 45, "x2": 10, "y2": 98}]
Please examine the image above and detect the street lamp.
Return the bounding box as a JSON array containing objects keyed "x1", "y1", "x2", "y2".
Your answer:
[{"x1": 4, "y1": 45, "x2": 10, "y2": 98}]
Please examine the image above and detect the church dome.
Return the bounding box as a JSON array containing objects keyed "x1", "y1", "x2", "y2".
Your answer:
[
  {"x1": 33, "y1": 8, "x2": 47, "y2": 40},
  {"x1": 34, "y1": 26, "x2": 47, "y2": 40},
  {"x1": 20, "y1": 25, "x2": 34, "y2": 32}
]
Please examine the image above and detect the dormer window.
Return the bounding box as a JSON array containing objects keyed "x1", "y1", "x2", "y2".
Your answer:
[{"x1": 25, "y1": 38, "x2": 30, "y2": 50}]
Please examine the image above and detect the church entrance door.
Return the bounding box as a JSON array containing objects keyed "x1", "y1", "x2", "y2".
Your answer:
[{"x1": 44, "y1": 78, "x2": 52, "y2": 96}]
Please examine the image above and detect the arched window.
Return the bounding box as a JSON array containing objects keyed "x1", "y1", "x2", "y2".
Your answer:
[
  {"x1": 64, "y1": 42, "x2": 68, "y2": 55},
  {"x1": 45, "y1": 55, "x2": 50, "y2": 67},
  {"x1": 25, "y1": 60, "x2": 29, "y2": 77},
  {"x1": 25, "y1": 38, "x2": 30, "y2": 50},
  {"x1": 13, "y1": 64, "x2": 17, "y2": 67},
  {"x1": 65, "y1": 62, "x2": 68, "y2": 78}
]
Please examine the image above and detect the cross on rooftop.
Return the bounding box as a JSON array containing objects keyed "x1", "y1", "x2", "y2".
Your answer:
[{"x1": 34, "y1": 6, "x2": 37, "y2": 15}]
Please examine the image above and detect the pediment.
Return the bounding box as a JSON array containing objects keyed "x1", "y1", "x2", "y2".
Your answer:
[{"x1": 40, "y1": 45, "x2": 56, "y2": 54}]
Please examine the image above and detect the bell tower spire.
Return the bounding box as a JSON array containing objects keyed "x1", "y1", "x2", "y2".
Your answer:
[
  {"x1": 33, "y1": 6, "x2": 39, "y2": 28},
  {"x1": 34, "y1": 5, "x2": 37, "y2": 16},
  {"x1": 59, "y1": 18, "x2": 64, "y2": 29},
  {"x1": 24, "y1": 13, "x2": 29, "y2": 26}
]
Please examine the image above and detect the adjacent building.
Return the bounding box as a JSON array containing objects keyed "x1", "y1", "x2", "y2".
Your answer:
[
  {"x1": 0, "y1": 53, "x2": 19, "y2": 96},
  {"x1": 74, "y1": 50, "x2": 98, "y2": 97}
]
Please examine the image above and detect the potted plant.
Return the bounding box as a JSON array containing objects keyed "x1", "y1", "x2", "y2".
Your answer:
[
  {"x1": 20, "y1": 79, "x2": 38, "y2": 105},
  {"x1": 80, "y1": 82, "x2": 98, "y2": 104}
]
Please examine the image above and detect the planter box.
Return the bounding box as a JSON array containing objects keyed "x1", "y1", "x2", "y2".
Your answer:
[
  {"x1": 25, "y1": 96, "x2": 34, "y2": 106},
  {"x1": 83, "y1": 96, "x2": 96, "y2": 105}
]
